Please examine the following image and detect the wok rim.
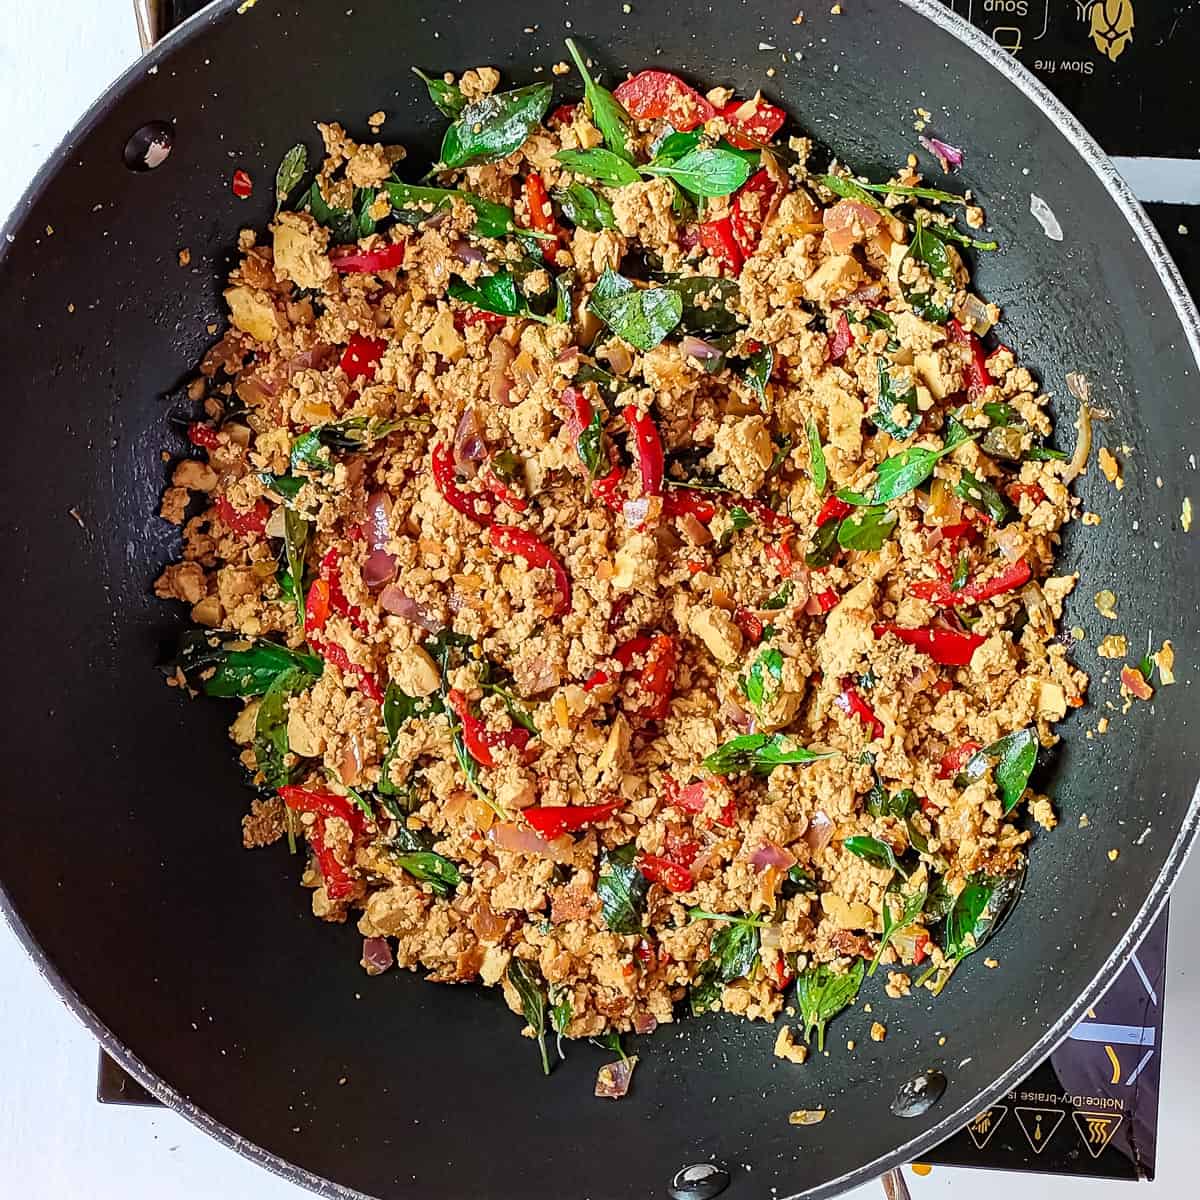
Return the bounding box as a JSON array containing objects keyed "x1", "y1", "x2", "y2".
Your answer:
[{"x1": 0, "y1": 0, "x2": 1197, "y2": 1197}]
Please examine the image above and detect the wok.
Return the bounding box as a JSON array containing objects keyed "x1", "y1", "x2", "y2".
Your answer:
[{"x1": 1, "y1": 0, "x2": 1197, "y2": 1197}]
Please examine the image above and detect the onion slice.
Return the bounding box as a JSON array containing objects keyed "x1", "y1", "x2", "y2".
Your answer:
[
  {"x1": 1062, "y1": 374, "x2": 1092, "y2": 483},
  {"x1": 805, "y1": 810, "x2": 835, "y2": 853},
  {"x1": 363, "y1": 490, "x2": 397, "y2": 590},
  {"x1": 595, "y1": 1055, "x2": 638, "y2": 1099},
  {"x1": 380, "y1": 585, "x2": 441, "y2": 632}
]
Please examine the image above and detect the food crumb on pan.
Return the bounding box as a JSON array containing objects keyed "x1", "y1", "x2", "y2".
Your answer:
[
  {"x1": 178, "y1": 248, "x2": 191, "y2": 267},
  {"x1": 1095, "y1": 589, "x2": 1119, "y2": 619},
  {"x1": 1120, "y1": 665, "x2": 1153, "y2": 702},
  {"x1": 1155, "y1": 640, "x2": 1176, "y2": 685},
  {"x1": 1097, "y1": 633, "x2": 1127, "y2": 659},
  {"x1": 1097, "y1": 718, "x2": 1110, "y2": 735},
  {"x1": 367, "y1": 111, "x2": 386, "y2": 130},
  {"x1": 885, "y1": 973, "x2": 911, "y2": 999},
  {"x1": 793, "y1": 10, "x2": 805, "y2": 22},
  {"x1": 1029, "y1": 193, "x2": 1064, "y2": 241},
  {"x1": 1098, "y1": 446, "x2": 1123, "y2": 489},
  {"x1": 1079, "y1": 812, "x2": 1090, "y2": 828},
  {"x1": 869, "y1": 1021, "x2": 886, "y2": 1042},
  {"x1": 846, "y1": 1039, "x2": 855, "y2": 1050},
  {"x1": 789, "y1": 1109, "x2": 827, "y2": 1126},
  {"x1": 1108, "y1": 848, "x2": 1120, "y2": 862},
  {"x1": 1081, "y1": 511, "x2": 1101, "y2": 526},
  {"x1": 1182, "y1": 497, "x2": 1193, "y2": 531},
  {"x1": 551, "y1": 61, "x2": 570, "y2": 76},
  {"x1": 774, "y1": 1026, "x2": 809, "y2": 1064}
]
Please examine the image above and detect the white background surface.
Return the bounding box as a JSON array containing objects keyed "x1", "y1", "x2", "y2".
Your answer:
[{"x1": 1, "y1": 3, "x2": 1197, "y2": 1198}]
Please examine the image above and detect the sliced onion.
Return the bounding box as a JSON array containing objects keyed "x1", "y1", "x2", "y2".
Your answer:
[
  {"x1": 805, "y1": 810, "x2": 835, "y2": 853},
  {"x1": 993, "y1": 524, "x2": 1024, "y2": 561},
  {"x1": 823, "y1": 199, "x2": 881, "y2": 253},
  {"x1": 487, "y1": 822, "x2": 573, "y2": 863},
  {"x1": 380, "y1": 584, "x2": 441, "y2": 632},
  {"x1": 749, "y1": 842, "x2": 796, "y2": 872},
  {"x1": 603, "y1": 342, "x2": 633, "y2": 376},
  {"x1": 362, "y1": 548, "x2": 396, "y2": 590},
  {"x1": 680, "y1": 335, "x2": 723, "y2": 363},
  {"x1": 451, "y1": 239, "x2": 487, "y2": 264},
  {"x1": 287, "y1": 343, "x2": 336, "y2": 375},
  {"x1": 453, "y1": 407, "x2": 487, "y2": 476},
  {"x1": 919, "y1": 135, "x2": 964, "y2": 171},
  {"x1": 511, "y1": 350, "x2": 540, "y2": 391},
  {"x1": 720, "y1": 696, "x2": 754, "y2": 733},
  {"x1": 623, "y1": 497, "x2": 651, "y2": 528},
  {"x1": 361, "y1": 936, "x2": 393, "y2": 974},
  {"x1": 959, "y1": 293, "x2": 993, "y2": 336},
  {"x1": 759, "y1": 923, "x2": 783, "y2": 950},
  {"x1": 632, "y1": 1011, "x2": 658, "y2": 1035},
  {"x1": 363, "y1": 490, "x2": 397, "y2": 590},
  {"x1": 1062, "y1": 384, "x2": 1092, "y2": 483},
  {"x1": 1020, "y1": 580, "x2": 1054, "y2": 637},
  {"x1": 338, "y1": 739, "x2": 363, "y2": 787},
  {"x1": 595, "y1": 1055, "x2": 638, "y2": 1099},
  {"x1": 488, "y1": 338, "x2": 515, "y2": 407}
]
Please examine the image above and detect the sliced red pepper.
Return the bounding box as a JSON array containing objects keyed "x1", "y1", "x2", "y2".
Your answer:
[
  {"x1": 772, "y1": 954, "x2": 795, "y2": 991},
  {"x1": 214, "y1": 494, "x2": 269, "y2": 536},
  {"x1": 549, "y1": 102, "x2": 578, "y2": 126},
  {"x1": 524, "y1": 172, "x2": 560, "y2": 261},
  {"x1": 454, "y1": 308, "x2": 507, "y2": 331},
  {"x1": 662, "y1": 830, "x2": 702, "y2": 868},
  {"x1": 279, "y1": 785, "x2": 368, "y2": 836},
  {"x1": 330, "y1": 241, "x2": 406, "y2": 274},
  {"x1": 304, "y1": 578, "x2": 332, "y2": 638},
  {"x1": 764, "y1": 536, "x2": 795, "y2": 579},
  {"x1": 623, "y1": 405, "x2": 664, "y2": 497},
  {"x1": 447, "y1": 688, "x2": 533, "y2": 769},
  {"x1": 187, "y1": 422, "x2": 220, "y2": 449},
  {"x1": 488, "y1": 524, "x2": 572, "y2": 615},
  {"x1": 1122, "y1": 665, "x2": 1154, "y2": 702},
  {"x1": 307, "y1": 820, "x2": 355, "y2": 900},
  {"x1": 834, "y1": 681, "x2": 884, "y2": 740},
  {"x1": 523, "y1": 800, "x2": 623, "y2": 839},
  {"x1": 937, "y1": 517, "x2": 982, "y2": 544},
  {"x1": 317, "y1": 639, "x2": 384, "y2": 704},
  {"x1": 814, "y1": 588, "x2": 840, "y2": 613},
  {"x1": 698, "y1": 215, "x2": 743, "y2": 276},
  {"x1": 634, "y1": 938, "x2": 657, "y2": 969},
  {"x1": 910, "y1": 557, "x2": 1032, "y2": 607},
  {"x1": 816, "y1": 495, "x2": 853, "y2": 528},
  {"x1": 586, "y1": 635, "x2": 677, "y2": 719},
  {"x1": 937, "y1": 740, "x2": 983, "y2": 780},
  {"x1": 318, "y1": 548, "x2": 366, "y2": 630},
  {"x1": 948, "y1": 318, "x2": 993, "y2": 397},
  {"x1": 481, "y1": 469, "x2": 528, "y2": 513},
  {"x1": 720, "y1": 97, "x2": 787, "y2": 149},
  {"x1": 1005, "y1": 482, "x2": 1046, "y2": 506},
  {"x1": 733, "y1": 607, "x2": 764, "y2": 645},
  {"x1": 665, "y1": 778, "x2": 736, "y2": 828},
  {"x1": 231, "y1": 169, "x2": 253, "y2": 199},
  {"x1": 613, "y1": 70, "x2": 716, "y2": 131},
  {"x1": 740, "y1": 497, "x2": 795, "y2": 530},
  {"x1": 661, "y1": 488, "x2": 717, "y2": 524},
  {"x1": 873, "y1": 622, "x2": 986, "y2": 668},
  {"x1": 339, "y1": 332, "x2": 387, "y2": 381},
  {"x1": 913, "y1": 933, "x2": 930, "y2": 966},
  {"x1": 730, "y1": 169, "x2": 781, "y2": 258},
  {"x1": 636, "y1": 852, "x2": 695, "y2": 894},
  {"x1": 431, "y1": 441, "x2": 495, "y2": 525},
  {"x1": 826, "y1": 310, "x2": 853, "y2": 363}
]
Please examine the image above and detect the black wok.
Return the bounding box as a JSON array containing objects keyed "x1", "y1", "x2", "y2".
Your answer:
[{"x1": 1, "y1": 1, "x2": 1197, "y2": 1197}]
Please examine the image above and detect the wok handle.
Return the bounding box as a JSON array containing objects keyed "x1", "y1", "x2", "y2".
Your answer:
[{"x1": 880, "y1": 1168, "x2": 912, "y2": 1200}]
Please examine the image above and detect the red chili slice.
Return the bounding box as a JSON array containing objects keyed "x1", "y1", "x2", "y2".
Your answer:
[
  {"x1": 613, "y1": 70, "x2": 716, "y2": 131},
  {"x1": 730, "y1": 169, "x2": 781, "y2": 259},
  {"x1": 636, "y1": 852, "x2": 695, "y2": 894},
  {"x1": 330, "y1": 242, "x2": 406, "y2": 274},
  {"x1": 231, "y1": 169, "x2": 253, "y2": 199},
  {"x1": 523, "y1": 800, "x2": 624, "y2": 840},
  {"x1": 698, "y1": 216, "x2": 743, "y2": 276},
  {"x1": 339, "y1": 332, "x2": 388, "y2": 381},
  {"x1": 720, "y1": 97, "x2": 786, "y2": 149},
  {"x1": 872, "y1": 622, "x2": 986, "y2": 668}
]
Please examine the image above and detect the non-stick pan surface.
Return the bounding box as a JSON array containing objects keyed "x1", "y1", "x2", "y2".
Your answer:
[{"x1": 0, "y1": 1, "x2": 1197, "y2": 1197}]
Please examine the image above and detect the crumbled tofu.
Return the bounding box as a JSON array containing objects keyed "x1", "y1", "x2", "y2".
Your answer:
[
  {"x1": 688, "y1": 605, "x2": 743, "y2": 665},
  {"x1": 774, "y1": 1025, "x2": 809, "y2": 1064},
  {"x1": 870, "y1": 1021, "x2": 886, "y2": 1042},
  {"x1": 1098, "y1": 446, "x2": 1123, "y2": 489},
  {"x1": 1097, "y1": 634, "x2": 1128, "y2": 659},
  {"x1": 1108, "y1": 848, "x2": 1120, "y2": 862}
]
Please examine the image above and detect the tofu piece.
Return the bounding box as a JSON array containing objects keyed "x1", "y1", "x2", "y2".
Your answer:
[
  {"x1": 224, "y1": 285, "x2": 280, "y2": 342},
  {"x1": 688, "y1": 605, "x2": 743, "y2": 665},
  {"x1": 272, "y1": 212, "x2": 333, "y2": 290},
  {"x1": 803, "y1": 254, "x2": 864, "y2": 303}
]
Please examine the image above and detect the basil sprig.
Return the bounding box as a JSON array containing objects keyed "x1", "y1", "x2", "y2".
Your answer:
[
  {"x1": 412, "y1": 67, "x2": 466, "y2": 118},
  {"x1": 587, "y1": 269, "x2": 683, "y2": 351},
  {"x1": 253, "y1": 667, "x2": 309, "y2": 789},
  {"x1": 440, "y1": 82, "x2": 553, "y2": 168},
  {"x1": 687, "y1": 910, "x2": 768, "y2": 1015},
  {"x1": 900, "y1": 217, "x2": 955, "y2": 323},
  {"x1": 564, "y1": 38, "x2": 634, "y2": 162},
  {"x1": 842, "y1": 834, "x2": 906, "y2": 875},
  {"x1": 837, "y1": 418, "x2": 974, "y2": 507},
  {"x1": 872, "y1": 359, "x2": 920, "y2": 439},
  {"x1": 703, "y1": 733, "x2": 836, "y2": 776},
  {"x1": 282, "y1": 507, "x2": 310, "y2": 628},
  {"x1": 506, "y1": 958, "x2": 551, "y2": 1075},
  {"x1": 448, "y1": 270, "x2": 549, "y2": 323},
  {"x1": 555, "y1": 147, "x2": 641, "y2": 188},
  {"x1": 796, "y1": 959, "x2": 865, "y2": 1052},
  {"x1": 552, "y1": 182, "x2": 616, "y2": 231},
  {"x1": 806, "y1": 418, "x2": 827, "y2": 495},
  {"x1": 167, "y1": 631, "x2": 322, "y2": 698},
  {"x1": 274, "y1": 144, "x2": 307, "y2": 215},
  {"x1": 388, "y1": 826, "x2": 461, "y2": 897},
  {"x1": 597, "y1": 843, "x2": 649, "y2": 933},
  {"x1": 836, "y1": 505, "x2": 898, "y2": 552},
  {"x1": 868, "y1": 883, "x2": 928, "y2": 977},
  {"x1": 954, "y1": 468, "x2": 1008, "y2": 523}
]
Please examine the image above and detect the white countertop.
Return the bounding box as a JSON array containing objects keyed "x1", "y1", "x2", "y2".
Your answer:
[{"x1": 2, "y1": 3, "x2": 1197, "y2": 1198}]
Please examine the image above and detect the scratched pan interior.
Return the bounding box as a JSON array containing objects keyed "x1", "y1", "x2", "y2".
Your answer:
[{"x1": 0, "y1": 0, "x2": 1197, "y2": 1197}]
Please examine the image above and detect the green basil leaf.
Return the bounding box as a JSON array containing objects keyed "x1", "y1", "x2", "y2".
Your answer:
[
  {"x1": 842, "y1": 834, "x2": 903, "y2": 874},
  {"x1": 783, "y1": 864, "x2": 817, "y2": 895},
  {"x1": 796, "y1": 959, "x2": 865, "y2": 1052},
  {"x1": 555, "y1": 147, "x2": 641, "y2": 188},
  {"x1": 954, "y1": 468, "x2": 1008, "y2": 523},
  {"x1": 587, "y1": 269, "x2": 682, "y2": 351},
  {"x1": 290, "y1": 416, "x2": 427, "y2": 472},
  {"x1": 253, "y1": 668, "x2": 308, "y2": 789},
  {"x1": 259, "y1": 472, "x2": 305, "y2": 502},
  {"x1": 449, "y1": 270, "x2": 524, "y2": 318},
  {"x1": 552, "y1": 182, "x2": 616, "y2": 232},
  {"x1": 763, "y1": 580, "x2": 793, "y2": 611},
  {"x1": 282, "y1": 507, "x2": 310, "y2": 628},
  {"x1": 805, "y1": 518, "x2": 841, "y2": 568},
  {"x1": 836, "y1": 505, "x2": 898, "y2": 552},
  {"x1": 549, "y1": 986, "x2": 573, "y2": 1060},
  {"x1": 929, "y1": 223, "x2": 999, "y2": 251},
  {"x1": 661, "y1": 274, "x2": 743, "y2": 335},
  {"x1": 844, "y1": 178, "x2": 970, "y2": 206},
  {"x1": 740, "y1": 647, "x2": 783, "y2": 709},
  {"x1": 689, "y1": 960, "x2": 724, "y2": 1015},
  {"x1": 957, "y1": 727, "x2": 1037, "y2": 814},
  {"x1": 710, "y1": 920, "x2": 761, "y2": 982},
  {"x1": 744, "y1": 342, "x2": 773, "y2": 401},
  {"x1": 873, "y1": 359, "x2": 921, "y2": 439},
  {"x1": 275, "y1": 144, "x2": 308, "y2": 215},
  {"x1": 703, "y1": 733, "x2": 836, "y2": 777},
  {"x1": 983, "y1": 401, "x2": 1018, "y2": 426},
  {"x1": 412, "y1": 66, "x2": 466, "y2": 119},
  {"x1": 167, "y1": 631, "x2": 322, "y2": 698},
  {"x1": 943, "y1": 880, "x2": 994, "y2": 961},
  {"x1": 440, "y1": 82, "x2": 553, "y2": 169},
  {"x1": 354, "y1": 188, "x2": 378, "y2": 238},
  {"x1": 643, "y1": 147, "x2": 751, "y2": 198},
  {"x1": 554, "y1": 268, "x2": 575, "y2": 325},
  {"x1": 807, "y1": 417, "x2": 827, "y2": 495},
  {"x1": 900, "y1": 217, "x2": 954, "y2": 323},
  {"x1": 384, "y1": 180, "x2": 516, "y2": 239},
  {"x1": 564, "y1": 39, "x2": 634, "y2": 162},
  {"x1": 1024, "y1": 445, "x2": 1068, "y2": 462},
  {"x1": 866, "y1": 446, "x2": 942, "y2": 504},
  {"x1": 390, "y1": 848, "x2": 461, "y2": 897},
  {"x1": 597, "y1": 843, "x2": 649, "y2": 934},
  {"x1": 306, "y1": 182, "x2": 359, "y2": 245},
  {"x1": 506, "y1": 958, "x2": 550, "y2": 1075}
]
